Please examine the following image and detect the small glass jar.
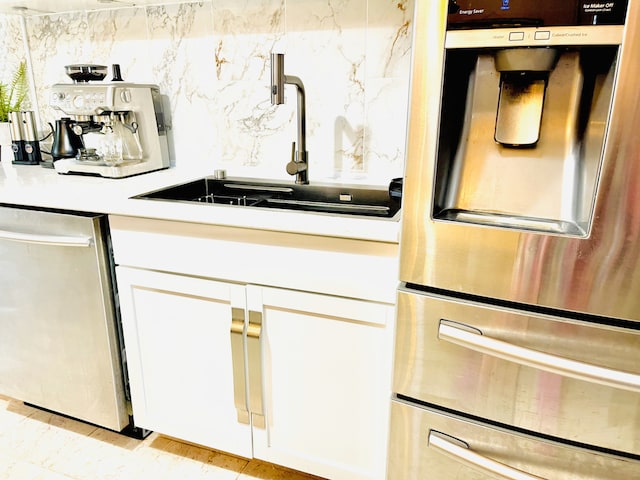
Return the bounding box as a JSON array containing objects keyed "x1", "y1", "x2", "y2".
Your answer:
[{"x1": 99, "y1": 125, "x2": 123, "y2": 166}]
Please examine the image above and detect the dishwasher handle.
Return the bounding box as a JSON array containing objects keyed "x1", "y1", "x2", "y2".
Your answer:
[
  {"x1": 0, "y1": 228, "x2": 92, "y2": 247},
  {"x1": 429, "y1": 430, "x2": 547, "y2": 480}
]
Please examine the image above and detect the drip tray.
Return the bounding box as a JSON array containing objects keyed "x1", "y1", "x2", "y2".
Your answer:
[{"x1": 436, "y1": 209, "x2": 586, "y2": 236}]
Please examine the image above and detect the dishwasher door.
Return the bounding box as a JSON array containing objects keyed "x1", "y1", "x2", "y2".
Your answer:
[{"x1": 0, "y1": 205, "x2": 128, "y2": 431}]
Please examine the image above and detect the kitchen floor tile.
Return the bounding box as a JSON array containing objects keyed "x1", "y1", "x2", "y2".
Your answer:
[
  {"x1": 0, "y1": 459, "x2": 77, "y2": 480},
  {"x1": 239, "y1": 460, "x2": 325, "y2": 479},
  {"x1": 0, "y1": 395, "x2": 326, "y2": 480}
]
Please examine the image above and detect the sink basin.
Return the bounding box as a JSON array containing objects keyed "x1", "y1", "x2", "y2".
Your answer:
[{"x1": 133, "y1": 176, "x2": 401, "y2": 218}]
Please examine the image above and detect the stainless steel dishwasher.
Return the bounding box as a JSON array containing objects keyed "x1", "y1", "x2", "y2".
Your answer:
[{"x1": 0, "y1": 204, "x2": 130, "y2": 431}]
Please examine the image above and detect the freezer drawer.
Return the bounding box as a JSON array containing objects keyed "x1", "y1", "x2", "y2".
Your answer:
[
  {"x1": 388, "y1": 399, "x2": 640, "y2": 479},
  {"x1": 393, "y1": 287, "x2": 640, "y2": 455}
]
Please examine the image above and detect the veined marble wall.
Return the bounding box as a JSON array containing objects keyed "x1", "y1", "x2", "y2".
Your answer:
[
  {"x1": 1, "y1": 0, "x2": 413, "y2": 185},
  {"x1": 0, "y1": 16, "x2": 27, "y2": 99}
]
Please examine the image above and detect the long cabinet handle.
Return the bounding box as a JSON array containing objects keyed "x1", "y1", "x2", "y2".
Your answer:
[
  {"x1": 429, "y1": 431, "x2": 546, "y2": 480},
  {"x1": 230, "y1": 307, "x2": 249, "y2": 425},
  {"x1": 439, "y1": 320, "x2": 640, "y2": 393},
  {"x1": 247, "y1": 309, "x2": 265, "y2": 429},
  {"x1": 0, "y1": 228, "x2": 92, "y2": 247}
]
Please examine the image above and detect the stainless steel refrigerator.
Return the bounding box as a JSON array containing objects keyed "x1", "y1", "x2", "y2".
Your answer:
[{"x1": 389, "y1": 0, "x2": 640, "y2": 477}]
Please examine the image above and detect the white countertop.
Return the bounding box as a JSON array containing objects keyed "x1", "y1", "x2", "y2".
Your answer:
[{"x1": 0, "y1": 161, "x2": 400, "y2": 243}]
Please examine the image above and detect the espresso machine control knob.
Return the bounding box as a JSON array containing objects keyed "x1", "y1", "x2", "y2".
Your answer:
[
  {"x1": 72, "y1": 95, "x2": 85, "y2": 109},
  {"x1": 120, "y1": 89, "x2": 132, "y2": 103},
  {"x1": 50, "y1": 91, "x2": 67, "y2": 109}
]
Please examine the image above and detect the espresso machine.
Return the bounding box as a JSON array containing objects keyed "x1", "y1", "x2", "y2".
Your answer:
[{"x1": 49, "y1": 65, "x2": 170, "y2": 178}]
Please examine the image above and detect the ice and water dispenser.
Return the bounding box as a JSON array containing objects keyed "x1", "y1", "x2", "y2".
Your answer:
[{"x1": 433, "y1": 1, "x2": 628, "y2": 235}]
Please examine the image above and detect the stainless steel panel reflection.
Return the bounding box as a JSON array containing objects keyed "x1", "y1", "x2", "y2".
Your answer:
[
  {"x1": 400, "y1": 0, "x2": 640, "y2": 322},
  {"x1": 388, "y1": 399, "x2": 640, "y2": 480},
  {"x1": 393, "y1": 288, "x2": 640, "y2": 456}
]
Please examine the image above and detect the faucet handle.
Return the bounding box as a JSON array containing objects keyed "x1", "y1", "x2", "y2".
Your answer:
[
  {"x1": 286, "y1": 141, "x2": 307, "y2": 176},
  {"x1": 287, "y1": 161, "x2": 307, "y2": 175}
]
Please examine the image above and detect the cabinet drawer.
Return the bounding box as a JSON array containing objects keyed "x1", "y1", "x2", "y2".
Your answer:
[
  {"x1": 388, "y1": 400, "x2": 639, "y2": 479},
  {"x1": 108, "y1": 215, "x2": 398, "y2": 303},
  {"x1": 393, "y1": 288, "x2": 640, "y2": 455}
]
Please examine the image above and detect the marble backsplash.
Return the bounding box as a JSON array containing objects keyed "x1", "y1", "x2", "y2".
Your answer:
[{"x1": 0, "y1": 0, "x2": 413, "y2": 185}]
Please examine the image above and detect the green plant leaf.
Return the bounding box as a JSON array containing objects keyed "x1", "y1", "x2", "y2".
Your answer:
[{"x1": 0, "y1": 60, "x2": 28, "y2": 122}]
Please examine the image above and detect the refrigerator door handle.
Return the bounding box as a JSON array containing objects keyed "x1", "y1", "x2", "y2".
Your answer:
[
  {"x1": 428, "y1": 430, "x2": 547, "y2": 480},
  {"x1": 439, "y1": 319, "x2": 640, "y2": 393},
  {"x1": 0, "y1": 228, "x2": 92, "y2": 247}
]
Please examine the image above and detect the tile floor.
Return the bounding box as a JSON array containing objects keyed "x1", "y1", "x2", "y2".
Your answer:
[{"x1": 0, "y1": 395, "x2": 325, "y2": 480}]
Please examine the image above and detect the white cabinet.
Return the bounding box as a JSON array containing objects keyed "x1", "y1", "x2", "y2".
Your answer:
[
  {"x1": 109, "y1": 215, "x2": 398, "y2": 480},
  {"x1": 116, "y1": 266, "x2": 252, "y2": 458},
  {"x1": 252, "y1": 286, "x2": 393, "y2": 480}
]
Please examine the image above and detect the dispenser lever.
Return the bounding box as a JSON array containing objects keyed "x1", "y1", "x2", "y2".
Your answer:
[{"x1": 495, "y1": 76, "x2": 546, "y2": 147}]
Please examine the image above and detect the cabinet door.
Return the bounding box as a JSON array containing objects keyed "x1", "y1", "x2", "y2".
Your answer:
[
  {"x1": 116, "y1": 266, "x2": 252, "y2": 458},
  {"x1": 248, "y1": 285, "x2": 394, "y2": 480}
]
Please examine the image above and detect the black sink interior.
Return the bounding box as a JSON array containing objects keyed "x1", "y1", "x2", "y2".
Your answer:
[{"x1": 133, "y1": 177, "x2": 401, "y2": 218}]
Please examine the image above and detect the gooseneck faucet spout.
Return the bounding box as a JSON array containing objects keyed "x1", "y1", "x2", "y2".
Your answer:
[{"x1": 270, "y1": 53, "x2": 308, "y2": 184}]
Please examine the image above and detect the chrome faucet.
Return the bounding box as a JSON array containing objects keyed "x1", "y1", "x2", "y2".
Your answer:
[{"x1": 270, "y1": 53, "x2": 308, "y2": 184}]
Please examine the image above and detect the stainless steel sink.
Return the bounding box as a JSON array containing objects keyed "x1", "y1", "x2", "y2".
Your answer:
[{"x1": 133, "y1": 176, "x2": 401, "y2": 218}]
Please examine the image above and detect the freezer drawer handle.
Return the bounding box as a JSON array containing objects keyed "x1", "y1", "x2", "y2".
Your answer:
[
  {"x1": 0, "y1": 228, "x2": 92, "y2": 247},
  {"x1": 439, "y1": 319, "x2": 640, "y2": 393},
  {"x1": 429, "y1": 430, "x2": 546, "y2": 480}
]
